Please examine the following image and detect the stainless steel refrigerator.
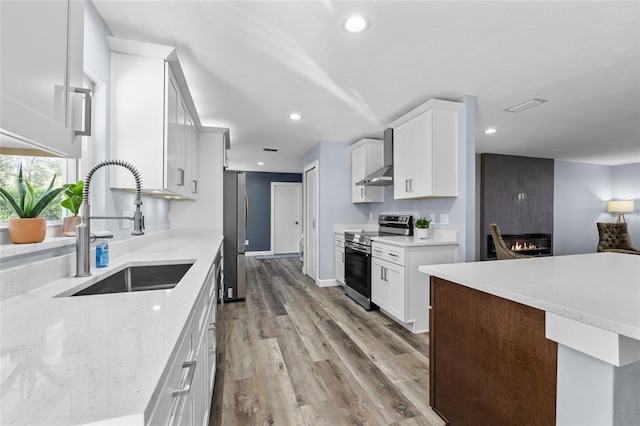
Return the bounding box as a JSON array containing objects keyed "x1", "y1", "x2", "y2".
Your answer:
[{"x1": 223, "y1": 171, "x2": 246, "y2": 301}]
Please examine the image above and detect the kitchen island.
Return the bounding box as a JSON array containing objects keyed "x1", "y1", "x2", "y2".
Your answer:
[
  {"x1": 0, "y1": 230, "x2": 222, "y2": 425},
  {"x1": 420, "y1": 253, "x2": 640, "y2": 425}
]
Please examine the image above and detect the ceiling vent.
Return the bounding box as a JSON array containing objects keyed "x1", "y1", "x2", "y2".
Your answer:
[
  {"x1": 505, "y1": 98, "x2": 547, "y2": 113},
  {"x1": 263, "y1": 147, "x2": 278, "y2": 152}
]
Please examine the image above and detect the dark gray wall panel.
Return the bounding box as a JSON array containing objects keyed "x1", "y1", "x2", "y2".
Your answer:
[
  {"x1": 246, "y1": 171, "x2": 303, "y2": 252},
  {"x1": 480, "y1": 154, "x2": 554, "y2": 259}
]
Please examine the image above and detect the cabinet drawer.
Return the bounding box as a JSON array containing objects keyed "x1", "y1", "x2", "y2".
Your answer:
[
  {"x1": 335, "y1": 234, "x2": 345, "y2": 248},
  {"x1": 372, "y1": 242, "x2": 406, "y2": 266},
  {"x1": 147, "y1": 288, "x2": 207, "y2": 425}
]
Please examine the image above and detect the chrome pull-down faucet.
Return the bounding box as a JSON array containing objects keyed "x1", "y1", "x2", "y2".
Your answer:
[{"x1": 76, "y1": 160, "x2": 145, "y2": 277}]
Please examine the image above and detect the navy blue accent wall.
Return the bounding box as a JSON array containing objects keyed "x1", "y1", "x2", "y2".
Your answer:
[{"x1": 245, "y1": 172, "x2": 303, "y2": 252}]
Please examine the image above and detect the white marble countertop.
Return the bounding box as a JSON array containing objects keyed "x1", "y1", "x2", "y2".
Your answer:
[
  {"x1": 0, "y1": 230, "x2": 223, "y2": 425},
  {"x1": 372, "y1": 230, "x2": 458, "y2": 248},
  {"x1": 419, "y1": 253, "x2": 640, "y2": 340}
]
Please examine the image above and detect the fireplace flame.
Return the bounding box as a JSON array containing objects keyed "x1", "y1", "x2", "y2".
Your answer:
[{"x1": 511, "y1": 241, "x2": 537, "y2": 251}]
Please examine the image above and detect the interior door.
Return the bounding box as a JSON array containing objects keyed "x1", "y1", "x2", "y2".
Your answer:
[
  {"x1": 273, "y1": 182, "x2": 302, "y2": 254},
  {"x1": 304, "y1": 164, "x2": 318, "y2": 280}
]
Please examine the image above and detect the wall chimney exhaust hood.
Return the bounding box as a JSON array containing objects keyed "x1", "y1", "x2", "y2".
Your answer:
[{"x1": 356, "y1": 128, "x2": 394, "y2": 186}]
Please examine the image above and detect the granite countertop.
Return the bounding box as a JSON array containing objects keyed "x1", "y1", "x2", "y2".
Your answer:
[
  {"x1": 419, "y1": 253, "x2": 640, "y2": 340},
  {"x1": 0, "y1": 230, "x2": 223, "y2": 425}
]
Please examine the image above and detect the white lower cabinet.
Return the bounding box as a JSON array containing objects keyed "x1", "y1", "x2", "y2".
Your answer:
[
  {"x1": 372, "y1": 257, "x2": 406, "y2": 320},
  {"x1": 335, "y1": 233, "x2": 345, "y2": 284},
  {"x1": 148, "y1": 254, "x2": 218, "y2": 426},
  {"x1": 372, "y1": 240, "x2": 456, "y2": 333}
]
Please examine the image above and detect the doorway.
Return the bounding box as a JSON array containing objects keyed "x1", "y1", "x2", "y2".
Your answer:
[
  {"x1": 303, "y1": 162, "x2": 318, "y2": 281},
  {"x1": 271, "y1": 182, "x2": 302, "y2": 254}
]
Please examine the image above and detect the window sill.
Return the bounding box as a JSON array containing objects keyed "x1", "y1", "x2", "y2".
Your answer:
[{"x1": 0, "y1": 236, "x2": 76, "y2": 259}]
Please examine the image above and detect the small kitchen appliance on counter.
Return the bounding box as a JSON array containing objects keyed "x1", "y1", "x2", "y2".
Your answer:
[{"x1": 344, "y1": 214, "x2": 413, "y2": 310}]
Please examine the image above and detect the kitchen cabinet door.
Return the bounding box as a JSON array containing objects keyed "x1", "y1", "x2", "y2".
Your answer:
[
  {"x1": 110, "y1": 39, "x2": 200, "y2": 199},
  {"x1": 371, "y1": 258, "x2": 386, "y2": 307},
  {"x1": 0, "y1": 0, "x2": 85, "y2": 157},
  {"x1": 385, "y1": 262, "x2": 406, "y2": 321},
  {"x1": 335, "y1": 234, "x2": 345, "y2": 284},
  {"x1": 392, "y1": 120, "x2": 414, "y2": 199},
  {"x1": 187, "y1": 118, "x2": 199, "y2": 199},
  {"x1": 392, "y1": 100, "x2": 459, "y2": 199},
  {"x1": 372, "y1": 257, "x2": 406, "y2": 322},
  {"x1": 351, "y1": 139, "x2": 383, "y2": 203}
]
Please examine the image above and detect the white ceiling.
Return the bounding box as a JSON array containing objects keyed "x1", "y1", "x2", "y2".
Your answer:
[{"x1": 92, "y1": 1, "x2": 640, "y2": 173}]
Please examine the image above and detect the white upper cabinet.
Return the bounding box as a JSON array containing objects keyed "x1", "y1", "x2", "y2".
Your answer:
[
  {"x1": 351, "y1": 138, "x2": 384, "y2": 203},
  {"x1": 109, "y1": 38, "x2": 199, "y2": 200},
  {"x1": 0, "y1": 0, "x2": 86, "y2": 157},
  {"x1": 390, "y1": 99, "x2": 461, "y2": 200}
]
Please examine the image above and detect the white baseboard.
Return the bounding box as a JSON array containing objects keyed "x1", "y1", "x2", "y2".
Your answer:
[
  {"x1": 246, "y1": 251, "x2": 273, "y2": 257},
  {"x1": 316, "y1": 278, "x2": 342, "y2": 288}
]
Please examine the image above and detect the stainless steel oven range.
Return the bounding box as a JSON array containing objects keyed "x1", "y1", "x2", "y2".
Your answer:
[{"x1": 344, "y1": 214, "x2": 413, "y2": 310}]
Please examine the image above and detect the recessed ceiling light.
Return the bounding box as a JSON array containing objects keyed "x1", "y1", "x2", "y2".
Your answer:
[
  {"x1": 505, "y1": 98, "x2": 547, "y2": 113},
  {"x1": 485, "y1": 128, "x2": 497, "y2": 134},
  {"x1": 257, "y1": 162, "x2": 264, "y2": 166},
  {"x1": 342, "y1": 15, "x2": 369, "y2": 33},
  {"x1": 289, "y1": 113, "x2": 302, "y2": 120}
]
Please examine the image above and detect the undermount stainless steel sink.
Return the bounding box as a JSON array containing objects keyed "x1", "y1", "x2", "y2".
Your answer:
[{"x1": 69, "y1": 263, "x2": 193, "y2": 297}]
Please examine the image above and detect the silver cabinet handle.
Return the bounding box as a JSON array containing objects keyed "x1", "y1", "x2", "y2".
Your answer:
[
  {"x1": 389, "y1": 253, "x2": 399, "y2": 258},
  {"x1": 172, "y1": 360, "x2": 196, "y2": 396},
  {"x1": 177, "y1": 168, "x2": 185, "y2": 186},
  {"x1": 73, "y1": 87, "x2": 92, "y2": 136},
  {"x1": 405, "y1": 179, "x2": 410, "y2": 193},
  {"x1": 191, "y1": 180, "x2": 198, "y2": 193},
  {"x1": 342, "y1": 253, "x2": 345, "y2": 262},
  {"x1": 380, "y1": 266, "x2": 384, "y2": 280},
  {"x1": 410, "y1": 179, "x2": 414, "y2": 192}
]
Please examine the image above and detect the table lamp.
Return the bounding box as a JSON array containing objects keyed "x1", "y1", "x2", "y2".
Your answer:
[{"x1": 608, "y1": 200, "x2": 634, "y2": 223}]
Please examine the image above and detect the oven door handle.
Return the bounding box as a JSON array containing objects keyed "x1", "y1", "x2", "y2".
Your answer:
[{"x1": 345, "y1": 243, "x2": 370, "y2": 254}]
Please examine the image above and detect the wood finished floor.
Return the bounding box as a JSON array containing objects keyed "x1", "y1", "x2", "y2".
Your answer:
[{"x1": 209, "y1": 256, "x2": 445, "y2": 426}]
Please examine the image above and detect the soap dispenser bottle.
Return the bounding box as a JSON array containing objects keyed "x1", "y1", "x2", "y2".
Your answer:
[{"x1": 96, "y1": 239, "x2": 109, "y2": 268}]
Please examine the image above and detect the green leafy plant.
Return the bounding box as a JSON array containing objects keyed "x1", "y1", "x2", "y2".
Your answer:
[
  {"x1": 415, "y1": 217, "x2": 431, "y2": 229},
  {"x1": 61, "y1": 180, "x2": 84, "y2": 216},
  {"x1": 0, "y1": 164, "x2": 65, "y2": 218}
]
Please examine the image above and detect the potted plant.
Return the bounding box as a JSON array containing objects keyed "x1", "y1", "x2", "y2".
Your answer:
[
  {"x1": 60, "y1": 180, "x2": 84, "y2": 236},
  {"x1": 415, "y1": 217, "x2": 432, "y2": 239},
  {"x1": 0, "y1": 164, "x2": 65, "y2": 243}
]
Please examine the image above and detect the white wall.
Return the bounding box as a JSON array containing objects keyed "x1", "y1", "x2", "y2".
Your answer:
[
  {"x1": 302, "y1": 142, "x2": 368, "y2": 281},
  {"x1": 170, "y1": 132, "x2": 224, "y2": 230},
  {"x1": 554, "y1": 161, "x2": 640, "y2": 255}
]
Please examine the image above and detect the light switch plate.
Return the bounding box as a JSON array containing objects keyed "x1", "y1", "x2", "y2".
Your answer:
[
  {"x1": 440, "y1": 213, "x2": 449, "y2": 225},
  {"x1": 245, "y1": 240, "x2": 249, "y2": 246}
]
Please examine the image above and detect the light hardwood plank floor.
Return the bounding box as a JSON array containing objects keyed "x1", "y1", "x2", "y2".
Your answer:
[{"x1": 209, "y1": 256, "x2": 445, "y2": 426}]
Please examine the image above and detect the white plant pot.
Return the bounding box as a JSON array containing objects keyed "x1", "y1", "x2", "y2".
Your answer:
[{"x1": 415, "y1": 227, "x2": 431, "y2": 239}]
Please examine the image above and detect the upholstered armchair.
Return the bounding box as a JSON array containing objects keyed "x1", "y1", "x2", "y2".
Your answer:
[
  {"x1": 489, "y1": 223, "x2": 533, "y2": 260},
  {"x1": 596, "y1": 223, "x2": 640, "y2": 255}
]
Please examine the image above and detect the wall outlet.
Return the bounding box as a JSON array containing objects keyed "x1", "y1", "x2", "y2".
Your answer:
[
  {"x1": 517, "y1": 192, "x2": 526, "y2": 200},
  {"x1": 122, "y1": 211, "x2": 131, "y2": 229},
  {"x1": 429, "y1": 213, "x2": 436, "y2": 223},
  {"x1": 440, "y1": 213, "x2": 449, "y2": 225},
  {"x1": 245, "y1": 239, "x2": 249, "y2": 246}
]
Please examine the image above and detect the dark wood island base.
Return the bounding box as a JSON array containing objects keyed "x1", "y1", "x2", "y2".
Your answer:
[{"x1": 429, "y1": 276, "x2": 558, "y2": 425}]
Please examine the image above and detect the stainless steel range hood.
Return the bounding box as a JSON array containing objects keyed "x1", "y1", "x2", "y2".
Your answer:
[{"x1": 356, "y1": 128, "x2": 394, "y2": 186}]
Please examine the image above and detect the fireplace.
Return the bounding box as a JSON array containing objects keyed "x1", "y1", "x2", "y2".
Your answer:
[{"x1": 487, "y1": 233, "x2": 552, "y2": 259}]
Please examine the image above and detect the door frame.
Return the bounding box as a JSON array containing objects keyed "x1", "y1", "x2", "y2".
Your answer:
[
  {"x1": 302, "y1": 161, "x2": 319, "y2": 279},
  {"x1": 270, "y1": 182, "x2": 302, "y2": 254}
]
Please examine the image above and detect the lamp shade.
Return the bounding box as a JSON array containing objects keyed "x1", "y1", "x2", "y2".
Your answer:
[{"x1": 608, "y1": 200, "x2": 634, "y2": 213}]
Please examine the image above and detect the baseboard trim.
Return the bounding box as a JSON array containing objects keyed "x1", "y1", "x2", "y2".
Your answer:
[
  {"x1": 316, "y1": 278, "x2": 341, "y2": 288},
  {"x1": 246, "y1": 251, "x2": 274, "y2": 257}
]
